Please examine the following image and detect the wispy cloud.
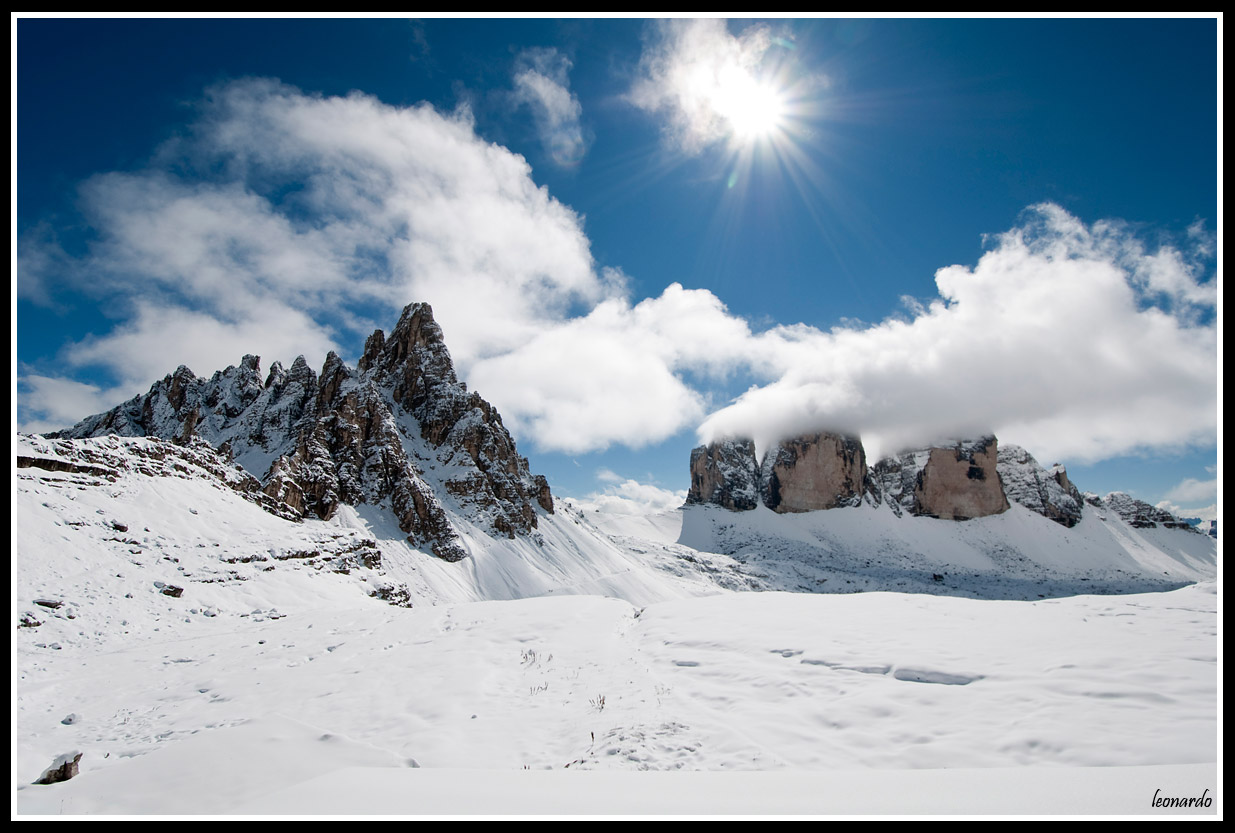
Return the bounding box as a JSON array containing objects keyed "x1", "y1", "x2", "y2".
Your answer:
[
  {"x1": 16, "y1": 373, "x2": 130, "y2": 435},
  {"x1": 511, "y1": 47, "x2": 588, "y2": 166},
  {"x1": 18, "y1": 78, "x2": 604, "y2": 430}
]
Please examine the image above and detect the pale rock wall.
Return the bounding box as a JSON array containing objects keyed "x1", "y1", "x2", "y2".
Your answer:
[
  {"x1": 912, "y1": 437, "x2": 1010, "y2": 521},
  {"x1": 761, "y1": 433, "x2": 866, "y2": 513}
]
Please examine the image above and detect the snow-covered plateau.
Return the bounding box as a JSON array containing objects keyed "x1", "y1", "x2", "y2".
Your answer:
[{"x1": 12, "y1": 433, "x2": 1219, "y2": 815}]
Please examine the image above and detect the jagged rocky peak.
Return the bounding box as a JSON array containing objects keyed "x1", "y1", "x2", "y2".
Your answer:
[
  {"x1": 996, "y1": 444, "x2": 1084, "y2": 527},
  {"x1": 1099, "y1": 492, "x2": 1197, "y2": 531},
  {"x1": 761, "y1": 432, "x2": 866, "y2": 513},
  {"x1": 686, "y1": 438, "x2": 760, "y2": 511},
  {"x1": 52, "y1": 302, "x2": 554, "y2": 562}
]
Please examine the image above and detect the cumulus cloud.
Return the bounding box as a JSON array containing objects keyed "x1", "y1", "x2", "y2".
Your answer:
[
  {"x1": 1156, "y1": 501, "x2": 1216, "y2": 524},
  {"x1": 572, "y1": 475, "x2": 688, "y2": 516},
  {"x1": 511, "y1": 47, "x2": 588, "y2": 166},
  {"x1": 468, "y1": 283, "x2": 753, "y2": 453},
  {"x1": 700, "y1": 203, "x2": 1218, "y2": 465}
]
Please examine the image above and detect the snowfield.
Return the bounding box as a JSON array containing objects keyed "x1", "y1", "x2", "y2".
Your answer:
[{"x1": 12, "y1": 435, "x2": 1219, "y2": 815}]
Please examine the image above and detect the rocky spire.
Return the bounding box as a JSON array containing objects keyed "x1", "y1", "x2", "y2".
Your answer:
[{"x1": 52, "y1": 303, "x2": 554, "y2": 561}]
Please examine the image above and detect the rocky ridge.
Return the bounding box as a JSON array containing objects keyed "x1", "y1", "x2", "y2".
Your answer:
[
  {"x1": 53, "y1": 303, "x2": 554, "y2": 562},
  {"x1": 687, "y1": 432, "x2": 1196, "y2": 530}
]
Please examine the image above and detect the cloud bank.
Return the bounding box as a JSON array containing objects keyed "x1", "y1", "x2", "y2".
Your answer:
[
  {"x1": 18, "y1": 80, "x2": 1216, "y2": 471},
  {"x1": 571, "y1": 469, "x2": 689, "y2": 516},
  {"x1": 700, "y1": 203, "x2": 1217, "y2": 464}
]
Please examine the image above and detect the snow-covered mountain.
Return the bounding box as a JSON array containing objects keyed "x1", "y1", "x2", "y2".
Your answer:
[
  {"x1": 14, "y1": 302, "x2": 1218, "y2": 813},
  {"x1": 53, "y1": 303, "x2": 554, "y2": 563}
]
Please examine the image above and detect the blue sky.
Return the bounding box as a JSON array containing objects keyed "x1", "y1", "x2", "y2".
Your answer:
[{"x1": 14, "y1": 16, "x2": 1220, "y2": 519}]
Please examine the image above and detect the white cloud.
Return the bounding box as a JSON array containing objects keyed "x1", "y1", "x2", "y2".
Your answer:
[
  {"x1": 700, "y1": 204, "x2": 1218, "y2": 465},
  {"x1": 16, "y1": 374, "x2": 132, "y2": 435},
  {"x1": 511, "y1": 48, "x2": 588, "y2": 166},
  {"x1": 572, "y1": 476, "x2": 688, "y2": 516},
  {"x1": 18, "y1": 79, "x2": 606, "y2": 430},
  {"x1": 16, "y1": 79, "x2": 1217, "y2": 474},
  {"x1": 1156, "y1": 501, "x2": 1217, "y2": 524},
  {"x1": 467, "y1": 284, "x2": 753, "y2": 453},
  {"x1": 1162, "y1": 477, "x2": 1218, "y2": 504}
]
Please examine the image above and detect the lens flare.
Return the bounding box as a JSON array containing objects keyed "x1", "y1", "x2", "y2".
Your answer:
[{"x1": 713, "y1": 69, "x2": 787, "y2": 144}]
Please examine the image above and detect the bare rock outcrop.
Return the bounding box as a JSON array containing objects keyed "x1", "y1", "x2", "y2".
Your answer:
[
  {"x1": 686, "y1": 439, "x2": 760, "y2": 511},
  {"x1": 760, "y1": 432, "x2": 866, "y2": 513},
  {"x1": 1100, "y1": 492, "x2": 1197, "y2": 531},
  {"x1": 688, "y1": 432, "x2": 1010, "y2": 521},
  {"x1": 997, "y1": 444, "x2": 1084, "y2": 527},
  {"x1": 868, "y1": 437, "x2": 1009, "y2": 520},
  {"x1": 53, "y1": 303, "x2": 552, "y2": 562},
  {"x1": 34, "y1": 752, "x2": 82, "y2": 785},
  {"x1": 912, "y1": 436, "x2": 1010, "y2": 521}
]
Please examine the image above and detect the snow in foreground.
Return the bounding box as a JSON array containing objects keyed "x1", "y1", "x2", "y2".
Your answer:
[{"x1": 13, "y1": 585, "x2": 1218, "y2": 814}]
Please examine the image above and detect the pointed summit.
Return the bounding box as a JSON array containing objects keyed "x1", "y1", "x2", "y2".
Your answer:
[{"x1": 53, "y1": 302, "x2": 554, "y2": 561}]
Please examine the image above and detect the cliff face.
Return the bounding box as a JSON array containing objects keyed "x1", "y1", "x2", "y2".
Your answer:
[
  {"x1": 760, "y1": 433, "x2": 867, "y2": 513},
  {"x1": 997, "y1": 444, "x2": 1084, "y2": 528},
  {"x1": 686, "y1": 438, "x2": 760, "y2": 511},
  {"x1": 54, "y1": 303, "x2": 553, "y2": 561},
  {"x1": 688, "y1": 433, "x2": 1011, "y2": 522},
  {"x1": 911, "y1": 437, "x2": 1009, "y2": 521},
  {"x1": 866, "y1": 436, "x2": 1009, "y2": 520},
  {"x1": 686, "y1": 432, "x2": 1204, "y2": 533}
]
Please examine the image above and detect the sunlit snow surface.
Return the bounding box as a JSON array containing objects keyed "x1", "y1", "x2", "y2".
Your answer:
[{"x1": 12, "y1": 435, "x2": 1218, "y2": 815}]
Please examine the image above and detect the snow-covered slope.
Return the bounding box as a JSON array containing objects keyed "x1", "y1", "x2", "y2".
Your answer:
[
  {"x1": 591, "y1": 498, "x2": 1216, "y2": 601},
  {"x1": 12, "y1": 431, "x2": 1219, "y2": 814}
]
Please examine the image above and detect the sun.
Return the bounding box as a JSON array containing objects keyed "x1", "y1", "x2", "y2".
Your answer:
[{"x1": 712, "y1": 68, "x2": 787, "y2": 144}]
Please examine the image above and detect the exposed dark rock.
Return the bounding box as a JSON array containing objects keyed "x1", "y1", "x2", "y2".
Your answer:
[
  {"x1": 52, "y1": 303, "x2": 552, "y2": 562},
  {"x1": 689, "y1": 433, "x2": 1010, "y2": 521},
  {"x1": 1101, "y1": 492, "x2": 1198, "y2": 531},
  {"x1": 35, "y1": 752, "x2": 82, "y2": 785},
  {"x1": 997, "y1": 444, "x2": 1084, "y2": 527},
  {"x1": 869, "y1": 437, "x2": 1009, "y2": 521},
  {"x1": 912, "y1": 437, "x2": 1009, "y2": 521},
  {"x1": 686, "y1": 439, "x2": 760, "y2": 511}
]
